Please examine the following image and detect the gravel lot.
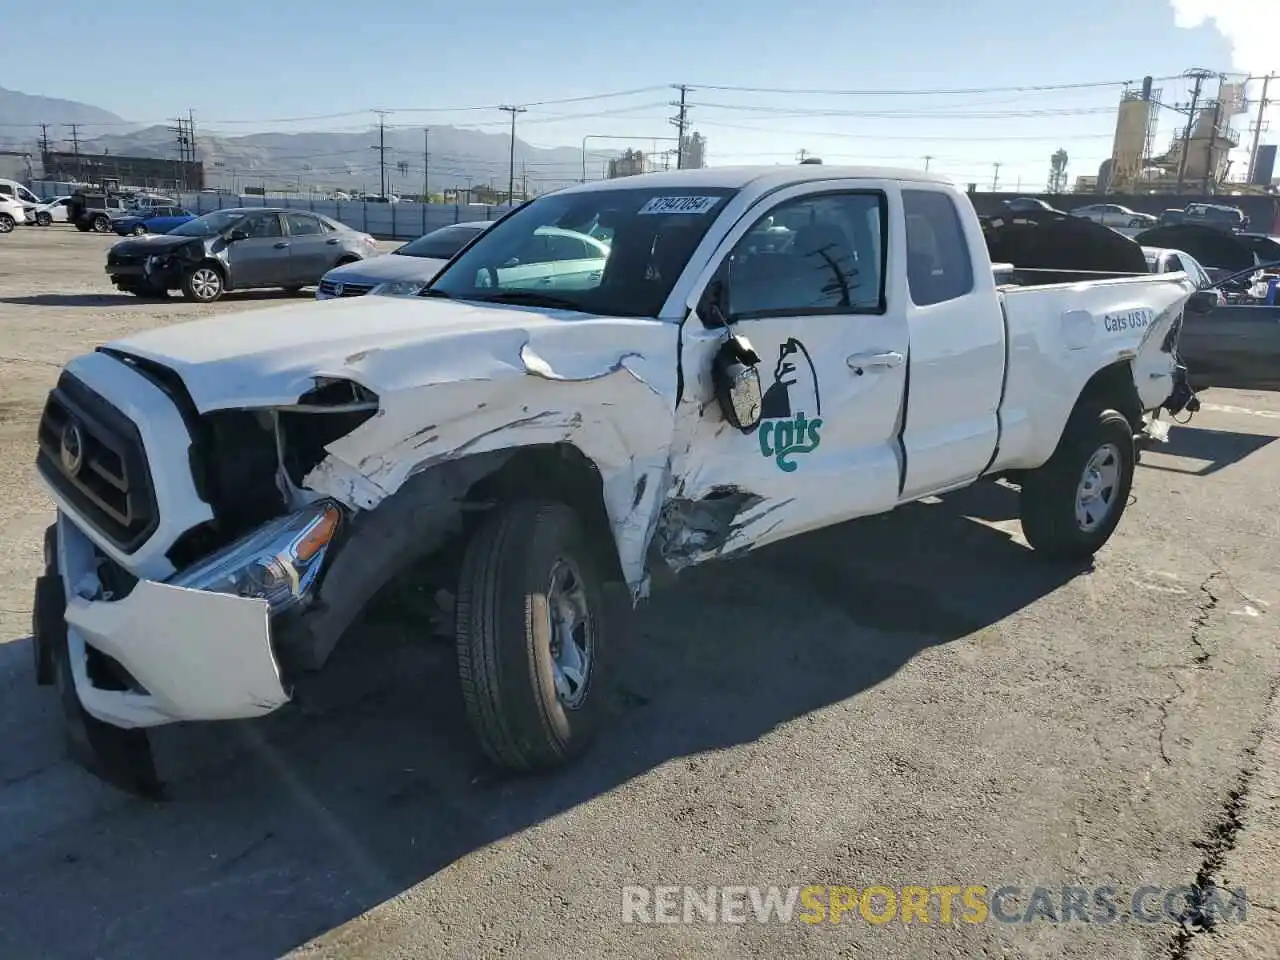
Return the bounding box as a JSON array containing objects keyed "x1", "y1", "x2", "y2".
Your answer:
[{"x1": 0, "y1": 225, "x2": 1277, "y2": 960}]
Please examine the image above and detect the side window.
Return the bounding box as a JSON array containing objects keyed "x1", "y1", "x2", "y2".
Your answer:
[
  {"x1": 546, "y1": 233, "x2": 591, "y2": 261},
  {"x1": 903, "y1": 189, "x2": 975, "y2": 306},
  {"x1": 285, "y1": 213, "x2": 324, "y2": 236},
  {"x1": 0, "y1": 185, "x2": 12, "y2": 198},
  {"x1": 724, "y1": 191, "x2": 885, "y2": 319},
  {"x1": 243, "y1": 213, "x2": 283, "y2": 238},
  {"x1": 1168, "y1": 255, "x2": 1187, "y2": 274}
]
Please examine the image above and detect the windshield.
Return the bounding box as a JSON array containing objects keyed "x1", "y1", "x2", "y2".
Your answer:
[
  {"x1": 169, "y1": 209, "x2": 246, "y2": 238},
  {"x1": 396, "y1": 223, "x2": 488, "y2": 259},
  {"x1": 426, "y1": 186, "x2": 740, "y2": 317}
]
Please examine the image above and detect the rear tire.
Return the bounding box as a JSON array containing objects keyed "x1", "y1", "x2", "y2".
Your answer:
[
  {"x1": 1019, "y1": 406, "x2": 1135, "y2": 561},
  {"x1": 456, "y1": 500, "x2": 610, "y2": 772},
  {"x1": 91, "y1": 215, "x2": 109, "y2": 233}
]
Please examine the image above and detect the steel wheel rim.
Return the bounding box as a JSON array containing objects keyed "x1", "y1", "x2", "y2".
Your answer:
[
  {"x1": 1076, "y1": 442, "x2": 1122, "y2": 532},
  {"x1": 190, "y1": 269, "x2": 220, "y2": 300},
  {"x1": 546, "y1": 558, "x2": 594, "y2": 709}
]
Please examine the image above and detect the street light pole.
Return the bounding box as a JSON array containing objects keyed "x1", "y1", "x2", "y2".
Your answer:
[{"x1": 499, "y1": 105, "x2": 527, "y2": 203}]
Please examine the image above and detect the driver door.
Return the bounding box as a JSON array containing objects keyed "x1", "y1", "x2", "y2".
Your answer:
[
  {"x1": 225, "y1": 212, "x2": 288, "y2": 288},
  {"x1": 669, "y1": 181, "x2": 910, "y2": 560}
]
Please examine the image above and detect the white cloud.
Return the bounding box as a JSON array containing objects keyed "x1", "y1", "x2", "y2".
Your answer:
[{"x1": 1167, "y1": 0, "x2": 1279, "y2": 79}]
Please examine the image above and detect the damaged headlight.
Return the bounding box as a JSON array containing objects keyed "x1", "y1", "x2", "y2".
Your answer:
[
  {"x1": 168, "y1": 500, "x2": 343, "y2": 615},
  {"x1": 369, "y1": 280, "x2": 426, "y2": 297}
]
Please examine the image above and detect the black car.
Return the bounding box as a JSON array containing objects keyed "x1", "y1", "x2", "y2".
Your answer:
[{"x1": 105, "y1": 207, "x2": 378, "y2": 302}]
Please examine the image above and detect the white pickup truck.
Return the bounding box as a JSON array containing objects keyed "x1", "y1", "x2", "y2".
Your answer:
[{"x1": 31, "y1": 165, "x2": 1212, "y2": 795}]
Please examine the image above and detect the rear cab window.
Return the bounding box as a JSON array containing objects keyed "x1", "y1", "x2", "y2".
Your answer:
[{"x1": 903, "y1": 189, "x2": 975, "y2": 306}]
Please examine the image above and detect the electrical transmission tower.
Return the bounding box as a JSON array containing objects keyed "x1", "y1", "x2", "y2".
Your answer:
[{"x1": 370, "y1": 111, "x2": 390, "y2": 198}]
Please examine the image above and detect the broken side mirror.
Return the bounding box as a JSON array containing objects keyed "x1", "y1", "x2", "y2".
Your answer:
[
  {"x1": 227, "y1": 228, "x2": 250, "y2": 242},
  {"x1": 711, "y1": 334, "x2": 763, "y2": 432},
  {"x1": 1186, "y1": 289, "x2": 1218, "y2": 314}
]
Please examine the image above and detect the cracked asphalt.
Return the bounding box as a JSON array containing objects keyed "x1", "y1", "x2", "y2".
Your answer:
[{"x1": 1, "y1": 227, "x2": 1278, "y2": 959}]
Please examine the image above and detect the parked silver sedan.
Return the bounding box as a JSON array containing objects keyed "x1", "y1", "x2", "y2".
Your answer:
[
  {"x1": 105, "y1": 208, "x2": 379, "y2": 302},
  {"x1": 1069, "y1": 203, "x2": 1157, "y2": 228}
]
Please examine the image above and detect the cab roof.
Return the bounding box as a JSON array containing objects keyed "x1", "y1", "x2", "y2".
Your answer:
[{"x1": 553, "y1": 164, "x2": 952, "y2": 196}]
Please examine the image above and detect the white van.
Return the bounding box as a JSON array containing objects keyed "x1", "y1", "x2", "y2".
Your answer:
[{"x1": 0, "y1": 178, "x2": 42, "y2": 206}]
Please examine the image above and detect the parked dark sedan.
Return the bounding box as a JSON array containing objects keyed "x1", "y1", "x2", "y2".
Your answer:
[{"x1": 105, "y1": 207, "x2": 378, "y2": 302}]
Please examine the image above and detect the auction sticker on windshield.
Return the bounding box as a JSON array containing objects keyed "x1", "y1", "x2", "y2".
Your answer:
[{"x1": 638, "y1": 196, "x2": 723, "y2": 215}]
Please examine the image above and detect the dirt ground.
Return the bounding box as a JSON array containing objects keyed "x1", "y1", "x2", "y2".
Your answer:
[{"x1": 0, "y1": 225, "x2": 1278, "y2": 960}]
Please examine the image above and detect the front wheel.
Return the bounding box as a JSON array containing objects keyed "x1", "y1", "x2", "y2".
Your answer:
[
  {"x1": 1128, "y1": 218, "x2": 1144, "y2": 228},
  {"x1": 0, "y1": 213, "x2": 14, "y2": 233},
  {"x1": 1019, "y1": 406, "x2": 1136, "y2": 561},
  {"x1": 456, "y1": 501, "x2": 611, "y2": 771},
  {"x1": 182, "y1": 264, "x2": 224, "y2": 302},
  {"x1": 131, "y1": 224, "x2": 146, "y2": 236},
  {"x1": 35, "y1": 212, "x2": 52, "y2": 227}
]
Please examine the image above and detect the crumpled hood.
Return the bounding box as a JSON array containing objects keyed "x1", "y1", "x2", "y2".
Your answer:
[
  {"x1": 324, "y1": 253, "x2": 448, "y2": 284},
  {"x1": 105, "y1": 295, "x2": 670, "y2": 412}
]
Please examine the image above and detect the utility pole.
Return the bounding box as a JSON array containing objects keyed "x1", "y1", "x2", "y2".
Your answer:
[
  {"x1": 1176, "y1": 68, "x2": 1214, "y2": 193},
  {"x1": 1247, "y1": 73, "x2": 1274, "y2": 185},
  {"x1": 991, "y1": 162, "x2": 1002, "y2": 192},
  {"x1": 371, "y1": 111, "x2": 390, "y2": 198},
  {"x1": 797, "y1": 148, "x2": 809, "y2": 163},
  {"x1": 521, "y1": 162, "x2": 528, "y2": 201},
  {"x1": 1204, "y1": 89, "x2": 1224, "y2": 193},
  {"x1": 67, "y1": 123, "x2": 81, "y2": 156},
  {"x1": 670, "y1": 84, "x2": 691, "y2": 169},
  {"x1": 922, "y1": 154, "x2": 933, "y2": 172},
  {"x1": 422, "y1": 127, "x2": 430, "y2": 203},
  {"x1": 37, "y1": 123, "x2": 51, "y2": 155},
  {"x1": 498, "y1": 105, "x2": 526, "y2": 204}
]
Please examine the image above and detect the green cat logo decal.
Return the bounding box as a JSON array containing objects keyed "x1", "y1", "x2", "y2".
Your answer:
[{"x1": 755, "y1": 338, "x2": 822, "y2": 472}]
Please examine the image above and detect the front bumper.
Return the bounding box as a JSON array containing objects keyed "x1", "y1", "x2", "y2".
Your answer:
[
  {"x1": 105, "y1": 259, "x2": 182, "y2": 290},
  {"x1": 37, "y1": 514, "x2": 290, "y2": 730}
]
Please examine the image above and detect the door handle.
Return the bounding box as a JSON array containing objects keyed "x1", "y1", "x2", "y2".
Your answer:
[
  {"x1": 326, "y1": 238, "x2": 339, "y2": 245},
  {"x1": 274, "y1": 242, "x2": 289, "y2": 249},
  {"x1": 847, "y1": 351, "x2": 904, "y2": 374}
]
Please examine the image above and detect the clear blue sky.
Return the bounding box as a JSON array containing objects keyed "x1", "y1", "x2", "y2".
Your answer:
[{"x1": 8, "y1": 0, "x2": 1278, "y2": 190}]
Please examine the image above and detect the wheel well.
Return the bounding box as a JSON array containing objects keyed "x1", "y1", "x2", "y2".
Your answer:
[
  {"x1": 1075, "y1": 360, "x2": 1143, "y2": 432},
  {"x1": 463, "y1": 443, "x2": 624, "y2": 580},
  {"x1": 336, "y1": 255, "x2": 361, "y2": 265}
]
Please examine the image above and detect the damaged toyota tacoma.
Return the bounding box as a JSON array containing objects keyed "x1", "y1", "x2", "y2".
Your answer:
[{"x1": 31, "y1": 166, "x2": 1211, "y2": 795}]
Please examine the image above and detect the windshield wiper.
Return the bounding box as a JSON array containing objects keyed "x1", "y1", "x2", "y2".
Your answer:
[
  {"x1": 472, "y1": 290, "x2": 583, "y2": 310},
  {"x1": 419, "y1": 288, "x2": 453, "y2": 298}
]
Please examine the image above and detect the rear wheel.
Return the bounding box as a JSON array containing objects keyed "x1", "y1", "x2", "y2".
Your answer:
[
  {"x1": 456, "y1": 501, "x2": 611, "y2": 772},
  {"x1": 1020, "y1": 406, "x2": 1135, "y2": 561},
  {"x1": 0, "y1": 213, "x2": 14, "y2": 233},
  {"x1": 1127, "y1": 217, "x2": 1144, "y2": 228},
  {"x1": 182, "y1": 264, "x2": 224, "y2": 302},
  {"x1": 91, "y1": 214, "x2": 110, "y2": 233}
]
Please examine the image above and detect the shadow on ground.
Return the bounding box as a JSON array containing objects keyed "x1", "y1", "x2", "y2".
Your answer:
[
  {"x1": 0, "y1": 484, "x2": 1083, "y2": 960},
  {"x1": 0, "y1": 291, "x2": 309, "y2": 308},
  {"x1": 1139, "y1": 424, "x2": 1276, "y2": 478}
]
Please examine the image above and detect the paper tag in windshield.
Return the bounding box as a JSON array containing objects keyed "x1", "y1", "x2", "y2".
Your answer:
[{"x1": 637, "y1": 196, "x2": 722, "y2": 216}]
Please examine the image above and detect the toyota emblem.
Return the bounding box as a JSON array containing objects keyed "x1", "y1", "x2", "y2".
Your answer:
[
  {"x1": 332, "y1": 283, "x2": 344, "y2": 297},
  {"x1": 59, "y1": 420, "x2": 85, "y2": 476}
]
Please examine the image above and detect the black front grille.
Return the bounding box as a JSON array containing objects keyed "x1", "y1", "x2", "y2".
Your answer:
[
  {"x1": 36, "y1": 372, "x2": 158, "y2": 553},
  {"x1": 107, "y1": 251, "x2": 143, "y2": 268},
  {"x1": 318, "y1": 279, "x2": 373, "y2": 297}
]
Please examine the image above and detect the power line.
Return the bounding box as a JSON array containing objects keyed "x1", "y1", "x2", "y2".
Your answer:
[{"x1": 686, "y1": 75, "x2": 1191, "y2": 97}]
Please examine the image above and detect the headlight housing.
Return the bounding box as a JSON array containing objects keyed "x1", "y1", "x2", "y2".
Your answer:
[
  {"x1": 168, "y1": 500, "x2": 343, "y2": 615},
  {"x1": 370, "y1": 280, "x2": 426, "y2": 297}
]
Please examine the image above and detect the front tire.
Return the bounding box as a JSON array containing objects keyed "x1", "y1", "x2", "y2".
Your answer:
[
  {"x1": 1019, "y1": 406, "x2": 1135, "y2": 561},
  {"x1": 131, "y1": 224, "x2": 146, "y2": 236},
  {"x1": 36, "y1": 212, "x2": 52, "y2": 227},
  {"x1": 0, "y1": 213, "x2": 14, "y2": 233},
  {"x1": 182, "y1": 264, "x2": 224, "y2": 302},
  {"x1": 456, "y1": 501, "x2": 609, "y2": 771}
]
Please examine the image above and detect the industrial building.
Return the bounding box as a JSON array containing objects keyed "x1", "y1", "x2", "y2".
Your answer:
[{"x1": 38, "y1": 150, "x2": 204, "y2": 192}]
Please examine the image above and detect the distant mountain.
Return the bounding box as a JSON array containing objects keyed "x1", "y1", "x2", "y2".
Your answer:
[
  {"x1": 77, "y1": 124, "x2": 600, "y2": 194},
  {"x1": 1, "y1": 86, "x2": 618, "y2": 194},
  {"x1": 0, "y1": 86, "x2": 129, "y2": 140}
]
